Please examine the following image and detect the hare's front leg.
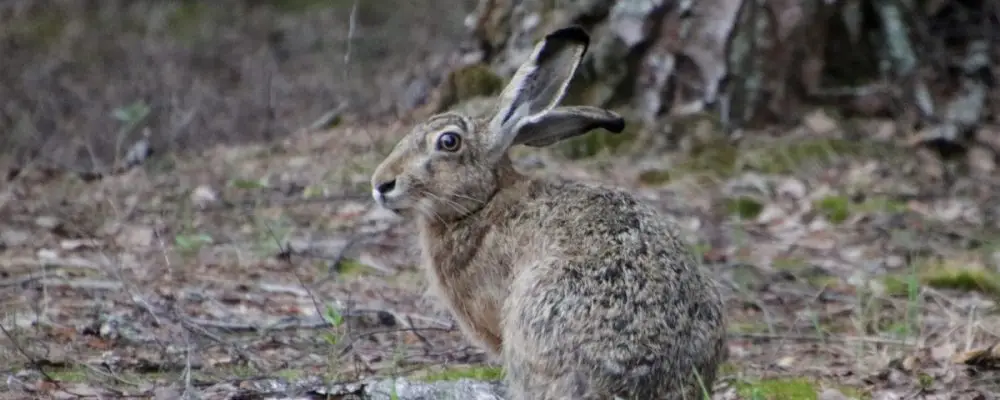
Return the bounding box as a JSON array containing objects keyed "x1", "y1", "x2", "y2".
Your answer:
[
  {"x1": 430, "y1": 281, "x2": 504, "y2": 357},
  {"x1": 451, "y1": 309, "x2": 502, "y2": 357}
]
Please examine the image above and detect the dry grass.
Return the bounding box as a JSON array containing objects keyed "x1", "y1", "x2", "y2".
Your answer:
[
  {"x1": 2, "y1": 114, "x2": 1000, "y2": 398},
  {"x1": 1, "y1": 0, "x2": 474, "y2": 172}
]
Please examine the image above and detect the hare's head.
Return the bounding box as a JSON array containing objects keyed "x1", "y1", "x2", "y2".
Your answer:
[{"x1": 370, "y1": 26, "x2": 625, "y2": 220}]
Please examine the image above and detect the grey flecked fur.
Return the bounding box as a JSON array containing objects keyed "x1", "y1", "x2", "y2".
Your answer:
[{"x1": 371, "y1": 26, "x2": 727, "y2": 400}]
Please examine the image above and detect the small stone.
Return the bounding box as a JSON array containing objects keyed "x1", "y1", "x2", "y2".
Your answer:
[
  {"x1": 190, "y1": 185, "x2": 218, "y2": 208},
  {"x1": 37, "y1": 248, "x2": 59, "y2": 260},
  {"x1": 34, "y1": 216, "x2": 61, "y2": 230},
  {"x1": 117, "y1": 225, "x2": 154, "y2": 249},
  {"x1": 803, "y1": 109, "x2": 839, "y2": 135},
  {"x1": 1, "y1": 229, "x2": 31, "y2": 247},
  {"x1": 776, "y1": 178, "x2": 807, "y2": 199}
]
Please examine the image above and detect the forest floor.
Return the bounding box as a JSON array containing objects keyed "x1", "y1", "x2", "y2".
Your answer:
[
  {"x1": 3, "y1": 1, "x2": 1000, "y2": 399},
  {"x1": 2, "y1": 112, "x2": 1000, "y2": 400}
]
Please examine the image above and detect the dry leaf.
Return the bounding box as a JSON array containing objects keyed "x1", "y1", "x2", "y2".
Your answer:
[{"x1": 952, "y1": 343, "x2": 1000, "y2": 368}]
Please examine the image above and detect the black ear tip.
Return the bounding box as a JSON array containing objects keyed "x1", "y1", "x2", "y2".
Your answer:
[
  {"x1": 545, "y1": 26, "x2": 590, "y2": 47},
  {"x1": 605, "y1": 117, "x2": 626, "y2": 133}
]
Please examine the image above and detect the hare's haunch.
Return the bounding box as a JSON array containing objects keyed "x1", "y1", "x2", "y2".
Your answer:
[{"x1": 371, "y1": 26, "x2": 727, "y2": 400}]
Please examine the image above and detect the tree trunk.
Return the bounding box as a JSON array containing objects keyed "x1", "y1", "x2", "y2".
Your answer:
[{"x1": 462, "y1": 0, "x2": 997, "y2": 145}]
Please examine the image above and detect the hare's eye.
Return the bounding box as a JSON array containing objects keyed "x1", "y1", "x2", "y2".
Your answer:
[{"x1": 436, "y1": 132, "x2": 462, "y2": 152}]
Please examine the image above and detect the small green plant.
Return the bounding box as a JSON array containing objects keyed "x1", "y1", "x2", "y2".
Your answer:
[
  {"x1": 815, "y1": 195, "x2": 850, "y2": 224},
  {"x1": 174, "y1": 232, "x2": 213, "y2": 256},
  {"x1": 321, "y1": 304, "x2": 346, "y2": 345},
  {"x1": 252, "y1": 216, "x2": 295, "y2": 257},
  {"x1": 229, "y1": 178, "x2": 269, "y2": 190},
  {"x1": 735, "y1": 377, "x2": 818, "y2": 400},
  {"x1": 692, "y1": 367, "x2": 712, "y2": 400},
  {"x1": 725, "y1": 196, "x2": 764, "y2": 220},
  {"x1": 336, "y1": 259, "x2": 377, "y2": 277},
  {"x1": 112, "y1": 100, "x2": 151, "y2": 165},
  {"x1": 112, "y1": 101, "x2": 151, "y2": 126},
  {"x1": 418, "y1": 366, "x2": 504, "y2": 382},
  {"x1": 917, "y1": 373, "x2": 934, "y2": 389},
  {"x1": 636, "y1": 169, "x2": 672, "y2": 185}
]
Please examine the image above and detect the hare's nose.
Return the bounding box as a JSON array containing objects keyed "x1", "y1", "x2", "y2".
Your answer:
[{"x1": 375, "y1": 179, "x2": 396, "y2": 194}]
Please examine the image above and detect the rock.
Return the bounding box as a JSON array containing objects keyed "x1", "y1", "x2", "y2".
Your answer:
[
  {"x1": 116, "y1": 225, "x2": 155, "y2": 249},
  {"x1": 34, "y1": 216, "x2": 61, "y2": 230},
  {"x1": 191, "y1": 185, "x2": 219, "y2": 208},
  {"x1": 364, "y1": 378, "x2": 506, "y2": 400},
  {"x1": 1, "y1": 229, "x2": 31, "y2": 247}
]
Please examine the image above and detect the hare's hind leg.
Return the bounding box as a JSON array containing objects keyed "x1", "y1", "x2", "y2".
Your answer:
[{"x1": 502, "y1": 361, "x2": 601, "y2": 400}]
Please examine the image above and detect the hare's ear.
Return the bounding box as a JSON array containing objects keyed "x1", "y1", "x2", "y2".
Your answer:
[
  {"x1": 484, "y1": 26, "x2": 590, "y2": 158},
  {"x1": 511, "y1": 106, "x2": 625, "y2": 147}
]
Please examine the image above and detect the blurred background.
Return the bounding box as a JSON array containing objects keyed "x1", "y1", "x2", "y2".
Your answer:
[
  {"x1": 1, "y1": 0, "x2": 476, "y2": 172},
  {"x1": 3, "y1": 0, "x2": 996, "y2": 173}
]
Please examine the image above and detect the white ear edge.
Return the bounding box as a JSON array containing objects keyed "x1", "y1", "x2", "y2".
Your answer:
[
  {"x1": 512, "y1": 106, "x2": 626, "y2": 148},
  {"x1": 484, "y1": 26, "x2": 591, "y2": 157}
]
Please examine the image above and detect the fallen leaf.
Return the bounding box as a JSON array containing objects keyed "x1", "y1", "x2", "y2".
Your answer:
[
  {"x1": 116, "y1": 225, "x2": 154, "y2": 248},
  {"x1": 952, "y1": 342, "x2": 1000, "y2": 369},
  {"x1": 59, "y1": 239, "x2": 101, "y2": 251},
  {"x1": 803, "y1": 109, "x2": 839, "y2": 135}
]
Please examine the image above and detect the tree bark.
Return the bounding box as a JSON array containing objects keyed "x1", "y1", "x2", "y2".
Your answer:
[{"x1": 463, "y1": 0, "x2": 997, "y2": 144}]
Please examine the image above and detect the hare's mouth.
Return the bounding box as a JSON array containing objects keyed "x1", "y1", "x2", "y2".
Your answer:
[{"x1": 372, "y1": 187, "x2": 409, "y2": 212}]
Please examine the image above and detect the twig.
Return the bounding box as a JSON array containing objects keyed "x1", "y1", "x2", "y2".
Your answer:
[
  {"x1": 0, "y1": 322, "x2": 57, "y2": 382},
  {"x1": 134, "y1": 193, "x2": 370, "y2": 215},
  {"x1": 182, "y1": 328, "x2": 194, "y2": 399},
  {"x1": 336, "y1": 326, "x2": 458, "y2": 358},
  {"x1": 730, "y1": 331, "x2": 915, "y2": 347},
  {"x1": 344, "y1": 0, "x2": 359, "y2": 67},
  {"x1": 80, "y1": 363, "x2": 141, "y2": 388}
]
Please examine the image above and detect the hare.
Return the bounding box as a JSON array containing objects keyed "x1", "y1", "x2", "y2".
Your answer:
[{"x1": 370, "y1": 26, "x2": 727, "y2": 400}]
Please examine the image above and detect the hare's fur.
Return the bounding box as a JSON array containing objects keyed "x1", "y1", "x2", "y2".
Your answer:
[{"x1": 371, "y1": 27, "x2": 726, "y2": 400}]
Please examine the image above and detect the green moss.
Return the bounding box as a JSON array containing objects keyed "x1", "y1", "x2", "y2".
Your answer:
[
  {"x1": 772, "y1": 256, "x2": 810, "y2": 270},
  {"x1": 166, "y1": 1, "x2": 213, "y2": 41},
  {"x1": 675, "y1": 139, "x2": 741, "y2": 177},
  {"x1": 815, "y1": 196, "x2": 851, "y2": 224},
  {"x1": 725, "y1": 196, "x2": 764, "y2": 220},
  {"x1": 718, "y1": 362, "x2": 740, "y2": 377},
  {"x1": 6, "y1": 10, "x2": 67, "y2": 48},
  {"x1": 274, "y1": 368, "x2": 305, "y2": 380},
  {"x1": 417, "y1": 365, "x2": 504, "y2": 382},
  {"x1": 736, "y1": 378, "x2": 818, "y2": 400},
  {"x1": 922, "y1": 268, "x2": 1000, "y2": 297},
  {"x1": 666, "y1": 136, "x2": 907, "y2": 181},
  {"x1": 637, "y1": 169, "x2": 672, "y2": 185},
  {"x1": 47, "y1": 365, "x2": 172, "y2": 384},
  {"x1": 814, "y1": 195, "x2": 909, "y2": 225},
  {"x1": 335, "y1": 258, "x2": 377, "y2": 276},
  {"x1": 745, "y1": 138, "x2": 868, "y2": 175},
  {"x1": 855, "y1": 197, "x2": 908, "y2": 214},
  {"x1": 562, "y1": 80, "x2": 616, "y2": 107},
  {"x1": 47, "y1": 368, "x2": 89, "y2": 382},
  {"x1": 436, "y1": 64, "x2": 505, "y2": 112},
  {"x1": 551, "y1": 117, "x2": 641, "y2": 160},
  {"x1": 882, "y1": 258, "x2": 1000, "y2": 299}
]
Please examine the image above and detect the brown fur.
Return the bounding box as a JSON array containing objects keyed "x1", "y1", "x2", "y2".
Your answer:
[{"x1": 371, "y1": 27, "x2": 727, "y2": 400}]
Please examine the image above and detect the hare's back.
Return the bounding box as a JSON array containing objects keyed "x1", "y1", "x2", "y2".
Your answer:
[{"x1": 505, "y1": 180, "x2": 726, "y2": 393}]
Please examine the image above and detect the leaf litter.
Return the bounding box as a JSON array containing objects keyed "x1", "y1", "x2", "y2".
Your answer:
[{"x1": 1, "y1": 112, "x2": 1000, "y2": 399}]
